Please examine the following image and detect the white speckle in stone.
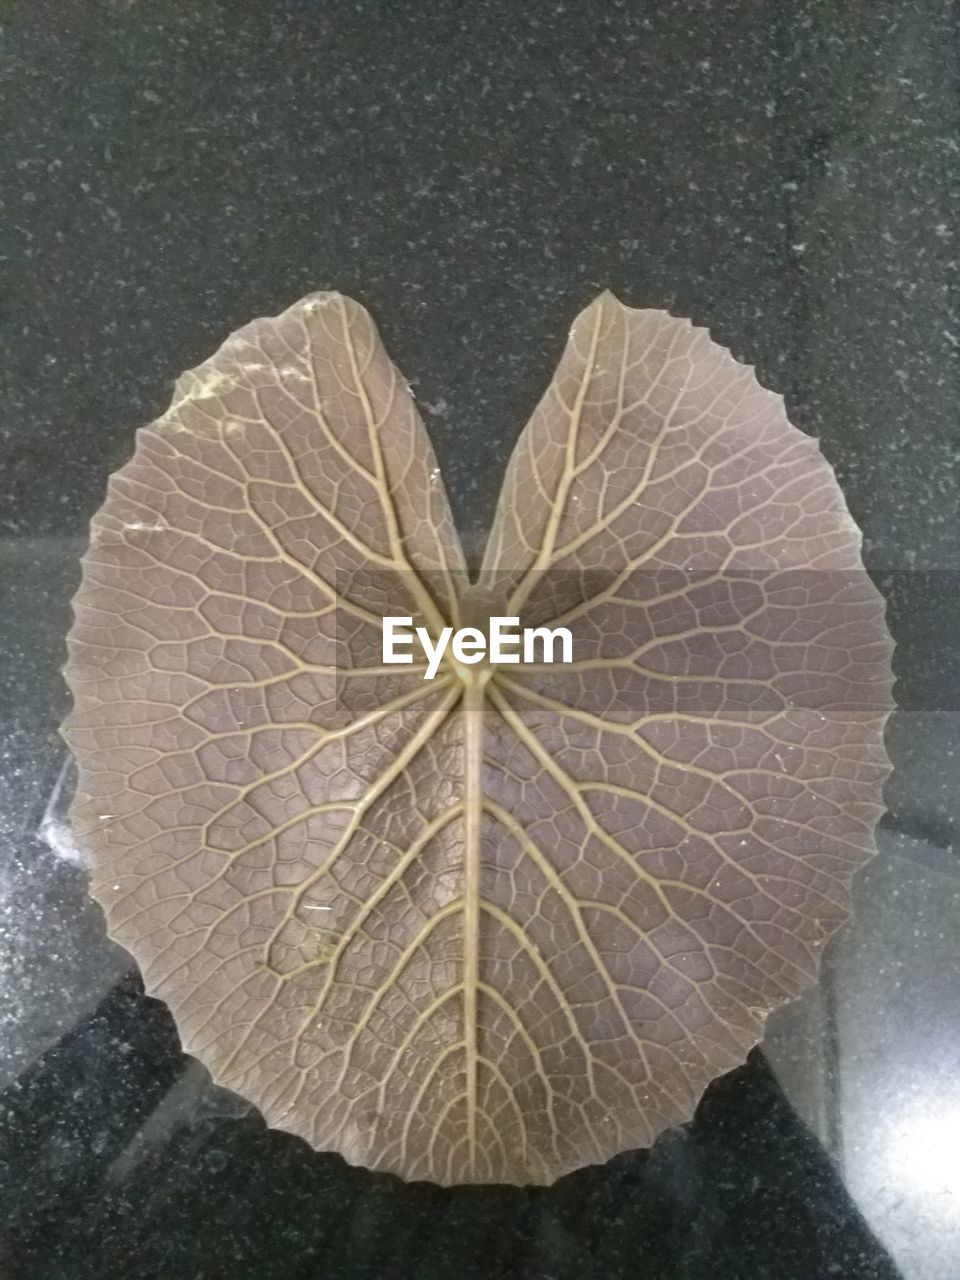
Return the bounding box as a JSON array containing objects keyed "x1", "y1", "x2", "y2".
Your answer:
[{"x1": 40, "y1": 817, "x2": 87, "y2": 868}]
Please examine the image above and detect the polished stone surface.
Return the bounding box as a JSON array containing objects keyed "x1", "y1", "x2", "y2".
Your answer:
[{"x1": 1, "y1": 1, "x2": 957, "y2": 1277}]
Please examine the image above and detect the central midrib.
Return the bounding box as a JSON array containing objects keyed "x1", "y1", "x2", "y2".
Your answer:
[{"x1": 460, "y1": 673, "x2": 486, "y2": 1174}]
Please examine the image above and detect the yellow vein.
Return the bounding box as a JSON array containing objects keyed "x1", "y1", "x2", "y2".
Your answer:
[
  {"x1": 505, "y1": 298, "x2": 605, "y2": 614},
  {"x1": 338, "y1": 296, "x2": 449, "y2": 639},
  {"x1": 461, "y1": 675, "x2": 485, "y2": 1173}
]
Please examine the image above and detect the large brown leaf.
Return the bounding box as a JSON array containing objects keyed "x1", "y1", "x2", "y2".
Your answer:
[{"x1": 63, "y1": 292, "x2": 893, "y2": 1185}]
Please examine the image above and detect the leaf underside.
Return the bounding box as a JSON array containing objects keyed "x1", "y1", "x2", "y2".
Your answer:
[{"x1": 63, "y1": 291, "x2": 893, "y2": 1185}]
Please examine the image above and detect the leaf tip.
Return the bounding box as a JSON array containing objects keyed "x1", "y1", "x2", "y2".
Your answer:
[
  {"x1": 300, "y1": 289, "x2": 351, "y2": 314},
  {"x1": 590, "y1": 288, "x2": 633, "y2": 319},
  {"x1": 572, "y1": 289, "x2": 631, "y2": 338}
]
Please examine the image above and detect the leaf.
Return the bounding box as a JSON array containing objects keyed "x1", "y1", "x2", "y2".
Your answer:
[{"x1": 63, "y1": 291, "x2": 893, "y2": 1186}]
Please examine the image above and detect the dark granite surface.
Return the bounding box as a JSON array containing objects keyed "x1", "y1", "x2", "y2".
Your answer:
[{"x1": 0, "y1": 2, "x2": 957, "y2": 1278}]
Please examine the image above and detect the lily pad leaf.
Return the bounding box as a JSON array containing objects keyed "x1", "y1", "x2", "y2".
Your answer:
[{"x1": 63, "y1": 291, "x2": 893, "y2": 1185}]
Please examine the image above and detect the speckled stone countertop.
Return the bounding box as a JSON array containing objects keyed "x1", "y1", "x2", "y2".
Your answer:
[{"x1": 0, "y1": 3, "x2": 957, "y2": 1278}]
